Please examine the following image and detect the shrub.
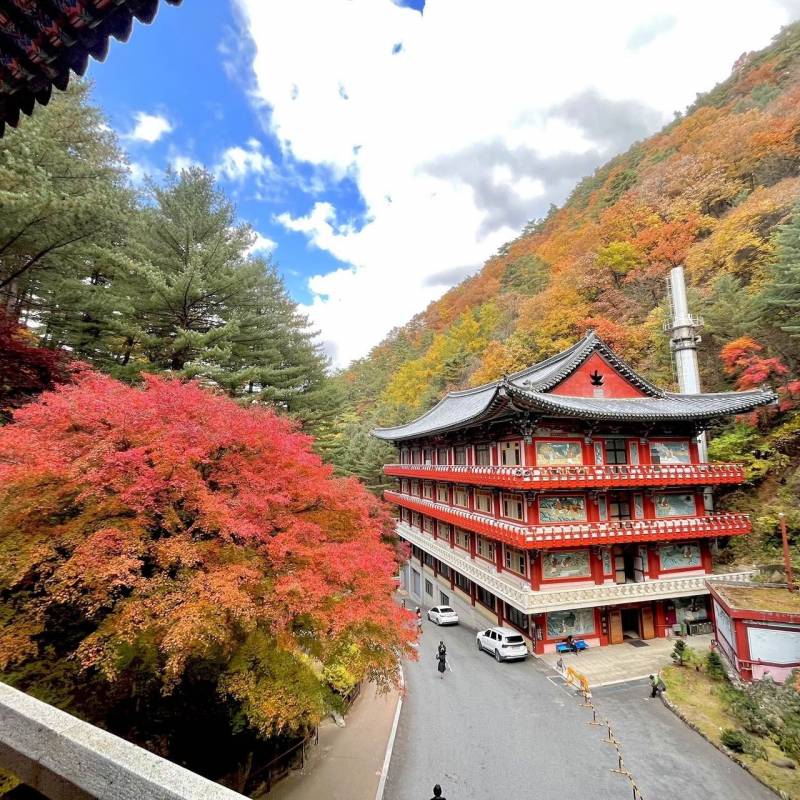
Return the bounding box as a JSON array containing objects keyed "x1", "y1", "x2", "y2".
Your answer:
[
  {"x1": 706, "y1": 650, "x2": 727, "y2": 681},
  {"x1": 671, "y1": 639, "x2": 687, "y2": 666},
  {"x1": 720, "y1": 728, "x2": 766, "y2": 759}
]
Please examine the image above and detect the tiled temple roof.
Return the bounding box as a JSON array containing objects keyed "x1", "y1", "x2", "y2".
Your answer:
[
  {"x1": 371, "y1": 332, "x2": 778, "y2": 441},
  {"x1": 0, "y1": 0, "x2": 182, "y2": 136}
]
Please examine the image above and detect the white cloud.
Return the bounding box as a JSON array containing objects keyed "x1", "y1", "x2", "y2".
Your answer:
[
  {"x1": 215, "y1": 138, "x2": 273, "y2": 181},
  {"x1": 247, "y1": 232, "x2": 277, "y2": 256},
  {"x1": 169, "y1": 153, "x2": 202, "y2": 173},
  {"x1": 235, "y1": 0, "x2": 795, "y2": 367},
  {"x1": 126, "y1": 111, "x2": 173, "y2": 144}
]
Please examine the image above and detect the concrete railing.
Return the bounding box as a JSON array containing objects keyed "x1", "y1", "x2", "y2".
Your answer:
[
  {"x1": 397, "y1": 522, "x2": 755, "y2": 613},
  {"x1": 0, "y1": 681, "x2": 246, "y2": 800},
  {"x1": 385, "y1": 461, "x2": 746, "y2": 489}
]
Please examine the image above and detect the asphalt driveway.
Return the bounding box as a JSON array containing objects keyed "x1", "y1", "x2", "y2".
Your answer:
[{"x1": 384, "y1": 617, "x2": 774, "y2": 800}]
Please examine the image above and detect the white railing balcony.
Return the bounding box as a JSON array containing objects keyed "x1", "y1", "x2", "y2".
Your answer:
[{"x1": 397, "y1": 522, "x2": 755, "y2": 614}]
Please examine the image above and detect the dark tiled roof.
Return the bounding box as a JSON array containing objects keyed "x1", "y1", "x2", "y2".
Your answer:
[
  {"x1": 504, "y1": 384, "x2": 777, "y2": 422},
  {"x1": 371, "y1": 331, "x2": 779, "y2": 441},
  {"x1": 0, "y1": 0, "x2": 182, "y2": 136}
]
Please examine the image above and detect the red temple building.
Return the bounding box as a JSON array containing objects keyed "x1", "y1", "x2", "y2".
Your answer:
[{"x1": 373, "y1": 331, "x2": 777, "y2": 653}]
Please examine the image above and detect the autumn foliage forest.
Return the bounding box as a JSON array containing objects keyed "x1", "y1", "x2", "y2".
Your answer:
[
  {"x1": 0, "y1": 75, "x2": 412, "y2": 791},
  {"x1": 340, "y1": 23, "x2": 800, "y2": 564},
  {"x1": 3, "y1": 15, "x2": 800, "y2": 795}
]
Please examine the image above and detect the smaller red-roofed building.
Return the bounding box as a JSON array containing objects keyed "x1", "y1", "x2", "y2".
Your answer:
[{"x1": 709, "y1": 582, "x2": 800, "y2": 683}]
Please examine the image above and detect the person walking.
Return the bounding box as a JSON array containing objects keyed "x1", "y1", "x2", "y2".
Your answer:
[
  {"x1": 437, "y1": 640, "x2": 446, "y2": 659},
  {"x1": 436, "y1": 649, "x2": 449, "y2": 679},
  {"x1": 430, "y1": 783, "x2": 446, "y2": 799},
  {"x1": 416, "y1": 607, "x2": 423, "y2": 634},
  {"x1": 649, "y1": 673, "x2": 665, "y2": 698}
]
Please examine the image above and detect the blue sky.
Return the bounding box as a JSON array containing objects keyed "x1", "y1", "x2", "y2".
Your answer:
[
  {"x1": 86, "y1": 1, "x2": 796, "y2": 367},
  {"x1": 88, "y1": 0, "x2": 367, "y2": 307}
]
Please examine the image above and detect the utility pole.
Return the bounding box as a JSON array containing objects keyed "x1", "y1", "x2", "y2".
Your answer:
[{"x1": 780, "y1": 512, "x2": 795, "y2": 592}]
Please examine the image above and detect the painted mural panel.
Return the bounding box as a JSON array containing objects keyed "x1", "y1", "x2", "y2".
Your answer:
[
  {"x1": 539, "y1": 495, "x2": 587, "y2": 523},
  {"x1": 536, "y1": 440, "x2": 583, "y2": 466},
  {"x1": 546, "y1": 607, "x2": 596, "y2": 638},
  {"x1": 654, "y1": 492, "x2": 696, "y2": 518},
  {"x1": 659, "y1": 542, "x2": 701, "y2": 570},
  {"x1": 542, "y1": 549, "x2": 591, "y2": 579},
  {"x1": 601, "y1": 548, "x2": 612, "y2": 575},
  {"x1": 650, "y1": 440, "x2": 691, "y2": 464}
]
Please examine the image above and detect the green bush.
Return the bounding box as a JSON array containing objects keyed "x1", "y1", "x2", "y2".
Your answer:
[
  {"x1": 721, "y1": 728, "x2": 747, "y2": 752},
  {"x1": 706, "y1": 650, "x2": 727, "y2": 681},
  {"x1": 671, "y1": 639, "x2": 687, "y2": 666},
  {"x1": 720, "y1": 728, "x2": 767, "y2": 759}
]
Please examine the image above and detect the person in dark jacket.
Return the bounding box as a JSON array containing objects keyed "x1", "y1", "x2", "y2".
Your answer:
[
  {"x1": 437, "y1": 640, "x2": 446, "y2": 658},
  {"x1": 430, "y1": 784, "x2": 445, "y2": 799},
  {"x1": 436, "y1": 650, "x2": 448, "y2": 678}
]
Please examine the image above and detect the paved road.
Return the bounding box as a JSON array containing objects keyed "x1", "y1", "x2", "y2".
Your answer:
[{"x1": 384, "y1": 619, "x2": 774, "y2": 800}]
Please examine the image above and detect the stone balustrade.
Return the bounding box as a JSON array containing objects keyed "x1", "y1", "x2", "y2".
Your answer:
[
  {"x1": 386, "y1": 491, "x2": 752, "y2": 549},
  {"x1": 397, "y1": 522, "x2": 755, "y2": 613},
  {"x1": 385, "y1": 461, "x2": 745, "y2": 489}
]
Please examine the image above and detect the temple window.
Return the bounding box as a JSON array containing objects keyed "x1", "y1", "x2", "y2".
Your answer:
[
  {"x1": 501, "y1": 493, "x2": 525, "y2": 521},
  {"x1": 500, "y1": 440, "x2": 522, "y2": 466},
  {"x1": 604, "y1": 438, "x2": 627, "y2": 465},
  {"x1": 475, "y1": 444, "x2": 492, "y2": 465},
  {"x1": 474, "y1": 490, "x2": 493, "y2": 513}
]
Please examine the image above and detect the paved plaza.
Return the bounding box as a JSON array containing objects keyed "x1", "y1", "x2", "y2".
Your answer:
[{"x1": 540, "y1": 633, "x2": 715, "y2": 686}]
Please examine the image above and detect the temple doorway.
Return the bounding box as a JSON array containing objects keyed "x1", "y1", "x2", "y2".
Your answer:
[{"x1": 621, "y1": 607, "x2": 641, "y2": 639}]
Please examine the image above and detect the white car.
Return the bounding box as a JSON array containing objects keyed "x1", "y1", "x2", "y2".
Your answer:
[
  {"x1": 476, "y1": 626, "x2": 528, "y2": 662},
  {"x1": 427, "y1": 606, "x2": 459, "y2": 625}
]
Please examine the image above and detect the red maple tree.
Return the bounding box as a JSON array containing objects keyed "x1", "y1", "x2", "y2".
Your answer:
[{"x1": 0, "y1": 371, "x2": 414, "y2": 739}]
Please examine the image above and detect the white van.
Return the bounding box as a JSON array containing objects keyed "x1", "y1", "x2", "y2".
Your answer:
[{"x1": 476, "y1": 626, "x2": 529, "y2": 662}]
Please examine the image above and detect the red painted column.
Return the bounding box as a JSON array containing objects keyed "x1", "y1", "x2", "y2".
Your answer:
[
  {"x1": 640, "y1": 439, "x2": 651, "y2": 465},
  {"x1": 497, "y1": 600, "x2": 504, "y2": 626},
  {"x1": 700, "y1": 540, "x2": 713, "y2": 573},
  {"x1": 532, "y1": 614, "x2": 545, "y2": 654},
  {"x1": 591, "y1": 549, "x2": 604, "y2": 585},
  {"x1": 469, "y1": 532, "x2": 476, "y2": 560},
  {"x1": 496, "y1": 542, "x2": 504, "y2": 573},
  {"x1": 654, "y1": 600, "x2": 667, "y2": 639},
  {"x1": 647, "y1": 547, "x2": 660, "y2": 580},
  {"x1": 469, "y1": 580, "x2": 476, "y2": 607},
  {"x1": 530, "y1": 555, "x2": 541, "y2": 590},
  {"x1": 689, "y1": 440, "x2": 700, "y2": 464},
  {"x1": 734, "y1": 618, "x2": 753, "y2": 681},
  {"x1": 694, "y1": 492, "x2": 706, "y2": 517},
  {"x1": 449, "y1": 526, "x2": 455, "y2": 549}
]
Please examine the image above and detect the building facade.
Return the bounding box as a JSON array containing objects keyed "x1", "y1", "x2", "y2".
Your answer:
[
  {"x1": 709, "y1": 583, "x2": 800, "y2": 683},
  {"x1": 372, "y1": 332, "x2": 776, "y2": 653}
]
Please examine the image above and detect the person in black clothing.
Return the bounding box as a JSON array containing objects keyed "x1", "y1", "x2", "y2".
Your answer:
[
  {"x1": 437, "y1": 640, "x2": 446, "y2": 658},
  {"x1": 436, "y1": 650, "x2": 448, "y2": 678},
  {"x1": 430, "y1": 784, "x2": 445, "y2": 799},
  {"x1": 565, "y1": 634, "x2": 579, "y2": 654}
]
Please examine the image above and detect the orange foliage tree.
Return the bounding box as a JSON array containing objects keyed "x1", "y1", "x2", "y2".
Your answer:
[{"x1": 0, "y1": 372, "x2": 414, "y2": 767}]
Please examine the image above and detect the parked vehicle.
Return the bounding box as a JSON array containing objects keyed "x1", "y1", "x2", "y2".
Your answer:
[
  {"x1": 476, "y1": 626, "x2": 528, "y2": 662},
  {"x1": 427, "y1": 606, "x2": 459, "y2": 625}
]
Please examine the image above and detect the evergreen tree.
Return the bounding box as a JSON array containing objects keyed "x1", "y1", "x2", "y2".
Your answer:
[
  {"x1": 764, "y1": 202, "x2": 800, "y2": 360},
  {"x1": 0, "y1": 81, "x2": 133, "y2": 348},
  {"x1": 124, "y1": 168, "x2": 340, "y2": 427}
]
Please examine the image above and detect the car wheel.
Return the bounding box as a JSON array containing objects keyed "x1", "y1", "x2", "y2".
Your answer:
[
  {"x1": 494, "y1": 648, "x2": 502, "y2": 662},
  {"x1": 477, "y1": 640, "x2": 483, "y2": 652}
]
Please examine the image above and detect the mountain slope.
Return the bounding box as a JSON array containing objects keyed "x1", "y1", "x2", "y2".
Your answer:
[{"x1": 335, "y1": 23, "x2": 800, "y2": 558}]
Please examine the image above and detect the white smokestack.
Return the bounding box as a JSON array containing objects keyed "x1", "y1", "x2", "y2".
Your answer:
[{"x1": 666, "y1": 266, "x2": 708, "y2": 463}]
